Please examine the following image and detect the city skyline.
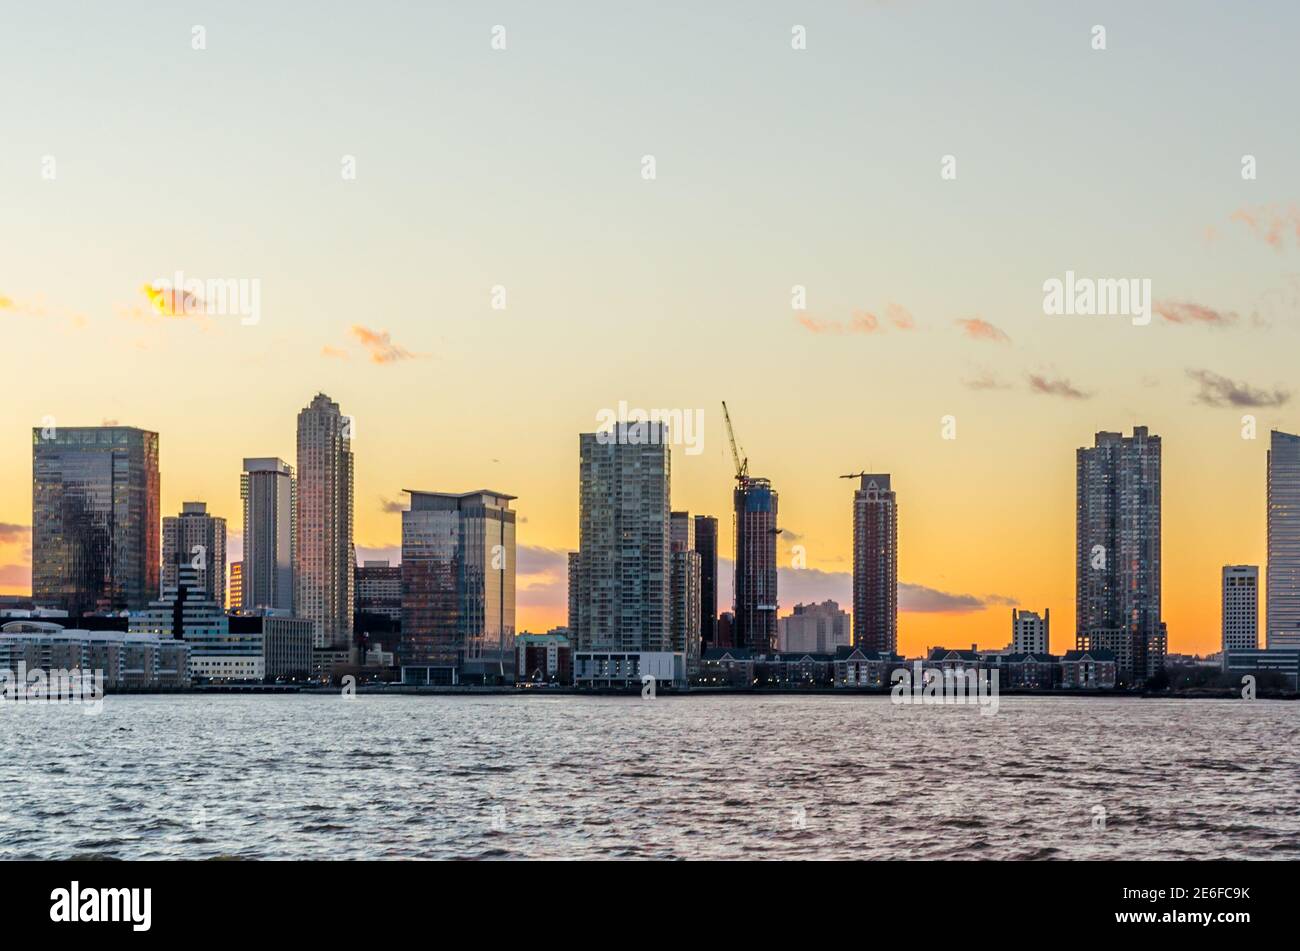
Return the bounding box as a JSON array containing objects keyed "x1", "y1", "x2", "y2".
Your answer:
[
  {"x1": 11, "y1": 399, "x2": 1299, "y2": 659},
  {"x1": 5, "y1": 4, "x2": 1300, "y2": 658}
]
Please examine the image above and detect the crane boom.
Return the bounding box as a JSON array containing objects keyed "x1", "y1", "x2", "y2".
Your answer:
[{"x1": 720, "y1": 401, "x2": 747, "y2": 480}]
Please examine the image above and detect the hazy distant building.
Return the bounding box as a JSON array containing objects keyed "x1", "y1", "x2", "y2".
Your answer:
[
  {"x1": 852, "y1": 474, "x2": 897, "y2": 653},
  {"x1": 733, "y1": 477, "x2": 778, "y2": 652},
  {"x1": 1011, "y1": 608, "x2": 1050, "y2": 655},
  {"x1": 241, "y1": 457, "x2": 295, "y2": 614},
  {"x1": 575, "y1": 423, "x2": 671, "y2": 653},
  {"x1": 1076, "y1": 427, "x2": 1166, "y2": 681},
  {"x1": 779, "y1": 600, "x2": 850, "y2": 653},
  {"x1": 32, "y1": 426, "x2": 160, "y2": 615},
  {"x1": 295, "y1": 395, "x2": 354, "y2": 649},
  {"x1": 670, "y1": 512, "x2": 702, "y2": 668},
  {"x1": 1222, "y1": 565, "x2": 1259, "y2": 657},
  {"x1": 400, "y1": 490, "x2": 517, "y2": 685},
  {"x1": 695, "y1": 515, "x2": 718, "y2": 649},
  {"x1": 162, "y1": 502, "x2": 226, "y2": 610},
  {"x1": 1267, "y1": 431, "x2": 1300, "y2": 649}
]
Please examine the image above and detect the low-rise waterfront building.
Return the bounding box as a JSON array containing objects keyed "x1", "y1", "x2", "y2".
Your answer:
[
  {"x1": 697, "y1": 647, "x2": 755, "y2": 688},
  {"x1": 1060, "y1": 649, "x2": 1117, "y2": 689},
  {"x1": 1222, "y1": 648, "x2": 1300, "y2": 690},
  {"x1": 0, "y1": 622, "x2": 190, "y2": 689},
  {"x1": 833, "y1": 647, "x2": 904, "y2": 688},
  {"x1": 516, "y1": 631, "x2": 572, "y2": 684},
  {"x1": 574, "y1": 650, "x2": 685, "y2": 689}
]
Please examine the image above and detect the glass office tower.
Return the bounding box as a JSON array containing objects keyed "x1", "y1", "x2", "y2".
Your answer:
[{"x1": 32, "y1": 426, "x2": 160, "y2": 615}]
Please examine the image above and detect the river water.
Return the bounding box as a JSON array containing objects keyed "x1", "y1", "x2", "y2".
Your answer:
[{"x1": 2, "y1": 694, "x2": 1295, "y2": 859}]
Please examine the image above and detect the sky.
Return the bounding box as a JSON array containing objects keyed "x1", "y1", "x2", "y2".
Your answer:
[{"x1": 3, "y1": 1, "x2": 1300, "y2": 656}]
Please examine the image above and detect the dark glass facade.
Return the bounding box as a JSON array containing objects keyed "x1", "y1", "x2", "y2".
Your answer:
[
  {"x1": 694, "y1": 515, "x2": 718, "y2": 648},
  {"x1": 32, "y1": 426, "x2": 160, "y2": 615}
]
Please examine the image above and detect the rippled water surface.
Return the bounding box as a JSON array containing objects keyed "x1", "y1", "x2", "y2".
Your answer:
[{"x1": 2, "y1": 694, "x2": 1296, "y2": 859}]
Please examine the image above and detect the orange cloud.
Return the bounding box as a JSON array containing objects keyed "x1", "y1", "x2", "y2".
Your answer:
[
  {"x1": 321, "y1": 345, "x2": 348, "y2": 359},
  {"x1": 795, "y1": 310, "x2": 891, "y2": 336},
  {"x1": 349, "y1": 325, "x2": 417, "y2": 364},
  {"x1": 956, "y1": 317, "x2": 1010, "y2": 343},
  {"x1": 886, "y1": 302, "x2": 915, "y2": 330},
  {"x1": 141, "y1": 283, "x2": 202, "y2": 318}
]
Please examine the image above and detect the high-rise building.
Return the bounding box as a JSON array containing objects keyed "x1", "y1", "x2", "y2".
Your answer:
[
  {"x1": 779, "y1": 600, "x2": 850, "y2": 653},
  {"x1": 694, "y1": 515, "x2": 718, "y2": 648},
  {"x1": 852, "y1": 474, "x2": 897, "y2": 653},
  {"x1": 575, "y1": 422, "x2": 671, "y2": 653},
  {"x1": 1076, "y1": 427, "x2": 1166, "y2": 681},
  {"x1": 669, "y1": 511, "x2": 702, "y2": 668},
  {"x1": 32, "y1": 426, "x2": 160, "y2": 615},
  {"x1": 241, "y1": 457, "x2": 295, "y2": 614},
  {"x1": 1266, "y1": 430, "x2": 1300, "y2": 649},
  {"x1": 733, "y1": 477, "x2": 778, "y2": 652},
  {"x1": 1011, "y1": 608, "x2": 1050, "y2": 654},
  {"x1": 356, "y1": 560, "x2": 401, "y2": 622},
  {"x1": 567, "y1": 551, "x2": 580, "y2": 632},
  {"x1": 228, "y1": 561, "x2": 243, "y2": 611},
  {"x1": 162, "y1": 502, "x2": 227, "y2": 610},
  {"x1": 400, "y1": 490, "x2": 516, "y2": 685},
  {"x1": 295, "y1": 395, "x2": 354, "y2": 649},
  {"x1": 1222, "y1": 565, "x2": 1259, "y2": 656}
]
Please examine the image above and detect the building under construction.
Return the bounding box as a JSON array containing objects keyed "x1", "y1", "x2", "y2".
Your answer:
[
  {"x1": 722, "y1": 402, "x2": 779, "y2": 653},
  {"x1": 733, "y1": 476, "x2": 779, "y2": 652}
]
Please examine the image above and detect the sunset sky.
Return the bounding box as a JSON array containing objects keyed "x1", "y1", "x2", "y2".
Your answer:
[{"x1": 3, "y1": 2, "x2": 1300, "y2": 656}]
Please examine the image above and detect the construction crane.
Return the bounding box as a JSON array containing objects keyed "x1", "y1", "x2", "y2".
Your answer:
[
  {"x1": 721, "y1": 401, "x2": 748, "y2": 481},
  {"x1": 839, "y1": 471, "x2": 868, "y2": 480}
]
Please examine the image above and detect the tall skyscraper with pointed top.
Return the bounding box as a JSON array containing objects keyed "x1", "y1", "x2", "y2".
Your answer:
[{"x1": 296, "y1": 394, "x2": 355, "y2": 649}]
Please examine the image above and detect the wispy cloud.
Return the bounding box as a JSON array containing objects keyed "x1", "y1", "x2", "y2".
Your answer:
[
  {"x1": 1154, "y1": 300, "x2": 1239, "y2": 327},
  {"x1": 796, "y1": 312, "x2": 881, "y2": 335},
  {"x1": 963, "y1": 370, "x2": 1011, "y2": 391},
  {"x1": 956, "y1": 317, "x2": 1010, "y2": 343},
  {"x1": 321, "y1": 345, "x2": 348, "y2": 359},
  {"x1": 1187, "y1": 368, "x2": 1289, "y2": 408},
  {"x1": 379, "y1": 497, "x2": 406, "y2": 514},
  {"x1": 1230, "y1": 203, "x2": 1300, "y2": 250},
  {"x1": 885, "y1": 302, "x2": 915, "y2": 330},
  {"x1": 796, "y1": 302, "x2": 916, "y2": 336},
  {"x1": 1027, "y1": 373, "x2": 1090, "y2": 400},
  {"x1": 349, "y1": 325, "x2": 418, "y2": 364},
  {"x1": 0, "y1": 523, "x2": 29, "y2": 544}
]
